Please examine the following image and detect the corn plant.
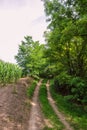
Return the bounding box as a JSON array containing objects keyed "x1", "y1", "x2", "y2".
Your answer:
[{"x1": 0, "y1": 60, "x2": 22, "y2": 85}]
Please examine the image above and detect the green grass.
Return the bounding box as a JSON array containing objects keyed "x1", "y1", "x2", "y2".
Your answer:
[
  {"x1": 27, "y1": 80, "x2": 38, "y2": 99},
  {"x1": 50, "y1": 80, "x2": 87, "y2": 130},
  {"x1": 39, "y1": 80, "x2": 65, "y2": 130}
]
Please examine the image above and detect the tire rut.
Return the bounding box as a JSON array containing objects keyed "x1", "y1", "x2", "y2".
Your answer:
[
  {"x1": 46, "y1": 80, "x2": 74, "y2": 130},
  {"x1": 28, "y1": 80, "x2": 45, "y2": 130}
]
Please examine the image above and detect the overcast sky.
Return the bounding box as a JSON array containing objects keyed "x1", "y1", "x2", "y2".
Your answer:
[{"x1": 0, "y1": 0, "x2": 47, "y2": 63}]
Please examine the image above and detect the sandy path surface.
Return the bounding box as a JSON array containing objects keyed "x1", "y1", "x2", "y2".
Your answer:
[
  {"x1": 28, "y1": 80, "x2": 45, "y2": 130},
  {"x1": 46, "y1": 80, "x2": 74, "y2": 130}
]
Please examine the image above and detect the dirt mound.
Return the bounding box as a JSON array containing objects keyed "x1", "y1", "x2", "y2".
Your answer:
[{"x1": 0, "y1": 77, "x2": 32, "y2": 130}]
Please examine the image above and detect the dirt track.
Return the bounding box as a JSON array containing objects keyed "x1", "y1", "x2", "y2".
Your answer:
[
  {"x1": 28, "y1": 80, "x2": 74, "y2": 130},
  {"x1": 28, "y1": 80, "x2": 45, "y2": 130},
  {"x1": 46, "y1": 80, "x2": 73, "y2": 130},
  {"x1": 0, "y1": 78, "x2": 74, "y2": 130}
]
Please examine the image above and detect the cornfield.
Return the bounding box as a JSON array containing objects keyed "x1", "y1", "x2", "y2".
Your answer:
[{"x1": 0, "y1": 60, "x2": 22, "y2": 85}]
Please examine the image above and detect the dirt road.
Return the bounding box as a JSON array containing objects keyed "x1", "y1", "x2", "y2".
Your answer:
[
  {"x1": 28, "y1": 80, "x2": 45, "y2": 130},
  {"x1": 0, "y1": 78, "x2": 74, "y2": 130},
  {"x1": 46, "y1": 80, "x2": 73, "y2": 130}
]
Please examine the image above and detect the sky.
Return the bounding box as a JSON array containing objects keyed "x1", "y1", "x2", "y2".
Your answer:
[{"x1": 0, "y1": 0, "x2": 47, "y2": 63}]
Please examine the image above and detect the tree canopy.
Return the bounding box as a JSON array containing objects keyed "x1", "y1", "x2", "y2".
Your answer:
[
  {"x1": 15, "y1": 36, "x2": 46, "y2": 77},
  {"x1": 43, "y1": 0, "x2": 87, "y2": 77}
]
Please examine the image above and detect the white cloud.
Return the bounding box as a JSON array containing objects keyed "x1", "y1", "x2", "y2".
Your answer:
[{"x1": 0, "y1": 0, "x2": 47, "y2": 63}]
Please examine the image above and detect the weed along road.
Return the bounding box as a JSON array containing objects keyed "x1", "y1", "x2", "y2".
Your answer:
[{"x1": 28, "y1": 80, "x2": 45, "y2": 130}]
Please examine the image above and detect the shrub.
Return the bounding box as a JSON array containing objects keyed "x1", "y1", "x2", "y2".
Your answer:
[
  {"x1": 54, "y1": 72, "x2": 71, "y2": 95},
  {"x1": 70, "y1": 77, "x2": 87, "y2": 104},
  {"x1": 54, "y1": 72, "x2": 87, "y2": 104}
]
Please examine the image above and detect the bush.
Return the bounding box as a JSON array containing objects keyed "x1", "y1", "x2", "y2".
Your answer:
[
  {"x1": 54, "y1": 72, "x2": 71, "y2": 95},
  {"x1": 54, "y1": 72, "x2": 87, "y2": 104},
  {"x1": 70, "y1": 77, "x2": 87, "y2": 104}
]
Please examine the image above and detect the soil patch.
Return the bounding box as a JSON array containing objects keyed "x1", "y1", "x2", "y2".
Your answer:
[{"x1": 0, "y1": 77, "x2": 33, "y2": 130}]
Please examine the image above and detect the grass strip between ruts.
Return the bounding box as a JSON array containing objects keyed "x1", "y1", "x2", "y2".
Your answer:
[
  {"x1": 27, "y1": 79, "x2": 38, "y2": 99},
  {"x1": 39, "y1": 80, "x2": 65, "y2": 130}
]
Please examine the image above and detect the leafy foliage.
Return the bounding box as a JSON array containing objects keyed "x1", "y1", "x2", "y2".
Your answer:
[
  {"x1": 42, "y1": 0, "x2": 87, "y2": 104},
  {"x1": 54, "y1": 73, "x2": 87, "y2": 104},
  {"x1": 15, "y1": 36, "x2": 46, "y2": 77}
]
